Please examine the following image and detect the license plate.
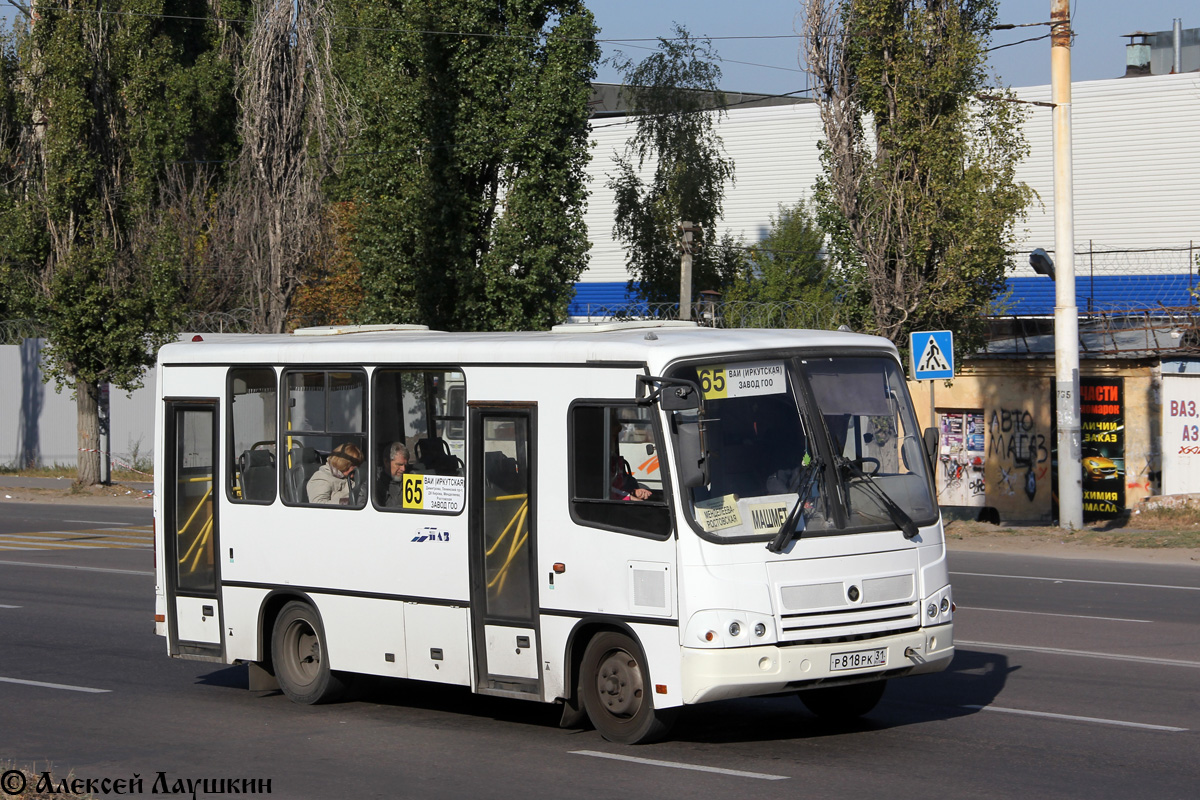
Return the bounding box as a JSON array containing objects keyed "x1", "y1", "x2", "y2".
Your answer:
[{"x1": 830, "y1": 647, "x2": 887, "y2": 671}]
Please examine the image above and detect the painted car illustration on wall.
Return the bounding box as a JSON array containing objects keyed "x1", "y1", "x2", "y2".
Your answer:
[{"x1": 1082, "y1": 455, "x2": 1119, "y2": 480}]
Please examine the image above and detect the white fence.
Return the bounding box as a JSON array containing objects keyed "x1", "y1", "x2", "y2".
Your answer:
[{"x1": 0, "y1": 339, "x2": 156, "y2": 471}]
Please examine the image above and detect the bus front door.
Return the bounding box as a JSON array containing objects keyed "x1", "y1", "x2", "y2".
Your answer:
[
  {"x1": 469, "y1": 405, "x2": 541, "y2": 698},
  {"x1": 164, "y1": 400, "x2": 223, "y2": 657}
]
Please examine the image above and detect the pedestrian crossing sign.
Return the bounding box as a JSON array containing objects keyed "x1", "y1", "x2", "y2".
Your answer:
[{"x1": 910, "y1": 330, "x2": 954, "y2": 380}]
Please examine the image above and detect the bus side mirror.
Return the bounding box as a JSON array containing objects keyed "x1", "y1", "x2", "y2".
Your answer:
[
  {"x1": 637, "y1": 375, "x2": 701, "y2": 411},
  {"x1": 923, "y1": 427, "x2": 938, "y2": 474},
  {"x1": 673, "y1": 412, "x2": 709, "y2": 488}
]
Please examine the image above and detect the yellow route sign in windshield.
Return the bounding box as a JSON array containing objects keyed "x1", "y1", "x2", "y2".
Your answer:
[{"x1": 698, "y1": 361, "x2": 787, "y2": 401}]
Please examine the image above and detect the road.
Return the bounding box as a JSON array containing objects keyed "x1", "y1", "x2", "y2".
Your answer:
[{"x1": 1, "y1": 503, "x2": 1197, "y2": 799}]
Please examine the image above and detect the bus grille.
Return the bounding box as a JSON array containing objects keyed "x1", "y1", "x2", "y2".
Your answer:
[{"x1": 775, "y1": 572, "x2": 919, "y2": 643}]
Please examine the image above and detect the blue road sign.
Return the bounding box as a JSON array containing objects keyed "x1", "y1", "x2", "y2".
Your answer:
[{"x1": 910, "y1": 330, "x2": 954, "y2": 380}]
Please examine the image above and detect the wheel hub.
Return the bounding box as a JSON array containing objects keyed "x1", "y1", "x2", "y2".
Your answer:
[{"x1": 595, "y1": 650, "x2": 643, "y2": 717}]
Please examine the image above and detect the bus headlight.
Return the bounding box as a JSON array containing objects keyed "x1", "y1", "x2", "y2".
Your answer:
[
  {"x1": 922, "y1": 585, "x2": 953, "y2": 627},
  {"x1": 685, "y1": 610, "x2": 776, "y2": 647}
]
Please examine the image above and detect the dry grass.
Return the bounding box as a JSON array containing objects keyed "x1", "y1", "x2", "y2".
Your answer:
[{"x1": 946, "y1": 502, "x2": 1200, "y2": 550}]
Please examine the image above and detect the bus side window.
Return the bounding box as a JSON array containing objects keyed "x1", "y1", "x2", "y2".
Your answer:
[
  {"x1": 281, "y1": 369, "x2": 367, "y2": 508},
  {"x1": 568, "y1": 403, "x2": 671, "y2": 538},
  {"x1": 372, "y1": 368, "x2": 466, "y2": 513},
  {"x1": 228, "y1": 367, "x2": 277, "y2": 504}
]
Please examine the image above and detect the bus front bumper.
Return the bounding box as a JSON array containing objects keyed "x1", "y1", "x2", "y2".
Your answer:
[{"x1": 679, "y1": 623, "x2": 953, "y2": 705}]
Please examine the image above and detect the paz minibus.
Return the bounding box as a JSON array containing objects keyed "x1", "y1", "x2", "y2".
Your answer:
[{"x1": 153, "y1": 321, "x2": 953, "y2": 744}]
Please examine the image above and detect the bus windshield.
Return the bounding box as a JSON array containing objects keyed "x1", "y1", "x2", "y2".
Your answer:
[{"x1": 671, "y1": 354, "x2": 937, "y2": 541}]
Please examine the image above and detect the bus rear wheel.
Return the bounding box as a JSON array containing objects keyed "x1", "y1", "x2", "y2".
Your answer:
[
  {"x1": 580, "y1": 631, "x2": 676, "y2": 744},
  {"x1": 271, "y1": 601, "x2": 346, "y2": 705},
  {"x1": 799, "y1": 679, "x2": 886, "y2": 721}
]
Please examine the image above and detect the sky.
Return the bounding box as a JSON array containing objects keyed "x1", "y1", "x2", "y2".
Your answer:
[
  {"x1": 588, "y1": 0, "x2": 1196, "y2": 93},
  {"x1": 0, "y1": 1, "x2": 1192, "y2": 91}
]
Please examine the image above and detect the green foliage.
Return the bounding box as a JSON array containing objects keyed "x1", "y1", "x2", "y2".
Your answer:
[
  {"x1": 608, "y1": 25, "x2": 738, "y2": 304},
  {"x1": 723, "y1": 201, "x2": 832, "y2": 311},
  {"x1": 809, "y1": 0, "x2": 1032, "y2": 353},
  {"x1": 335, "y1": 1, "x2": 599, "y2": 332},
  {"x1": 0, "y1": 2, "x2": 242, "y2": 391}
]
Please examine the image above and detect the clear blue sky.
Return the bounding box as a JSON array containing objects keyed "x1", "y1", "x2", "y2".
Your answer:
[
  {"x1": 1, "y1": 1, "x2": 1192, "y2": 91},
  {"x1": 588, "y1": 0, "x2": 1196, "y2": 92}
]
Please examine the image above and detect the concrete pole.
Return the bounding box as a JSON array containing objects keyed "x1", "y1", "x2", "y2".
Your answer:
[
  {"x1": 679, "y1": 221, "x2": 693, "y2": 320},
  {"x1": 1051, "y1": 0, "x2": 1083, "y2": 529}
]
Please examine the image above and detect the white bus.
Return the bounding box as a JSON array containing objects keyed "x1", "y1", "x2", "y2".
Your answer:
[{"x1": 153, "y1": 321, "x2": 953, "y2": 744}]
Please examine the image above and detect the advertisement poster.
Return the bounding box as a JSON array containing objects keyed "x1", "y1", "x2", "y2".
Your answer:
[
  {"x1": 1161, "y1": 375, "x2": 1200, "y2": 495},
  {"x1": 1079, "y1": 377, "x2": 1125, "y2": 520},
  {"x1": 937, "y1": 411, "x2": 986, "y2": 507}
]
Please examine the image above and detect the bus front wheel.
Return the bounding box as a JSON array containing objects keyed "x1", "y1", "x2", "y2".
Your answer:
[
  {"x1": 271, "y1": 601, "x2": 346, "y2": 705},
  {"x1": 580, "y1": 631, "x2": 676, "y2": 744},
  {"x1": 799, "y1": 679, "x2": 886, "y2": 721}
]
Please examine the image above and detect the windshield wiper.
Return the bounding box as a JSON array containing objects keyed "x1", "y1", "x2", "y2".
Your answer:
[
  {"x1": 835, "y1": 456, "x2": 919, "y2": 539},
  {"x1": 766, "y1": 456, "x2": 823, "y2": 554}
]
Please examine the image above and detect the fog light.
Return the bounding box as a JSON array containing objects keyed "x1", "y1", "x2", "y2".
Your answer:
[
  {"x1": 927, "y1": 603, "x2": 938, "y2": 618},
  {"x1": 940, "y1": 597, "x2": 950, "y2": 613},
  {"x1": 728, "y1": 621, "x2": 741, "y2": 637},
  {"x1": 754, "y1": 622, "x2": 767, "y2": 637}
]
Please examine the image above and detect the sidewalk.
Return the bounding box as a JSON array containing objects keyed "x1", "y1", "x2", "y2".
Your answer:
[{"x1": 0, "y1": 475, "x2": 154, "y2": 505}]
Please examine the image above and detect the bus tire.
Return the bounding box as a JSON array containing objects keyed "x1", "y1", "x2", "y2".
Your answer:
[
  {"x1": 580, "y1": 631, "x2": 676, "y2": 744},
  {"x1": 799, "y1": 679, "x2": 886, "y2": 720},
  {"x1": 271, "y1": 601, "x2": 346, "y2": 705}
]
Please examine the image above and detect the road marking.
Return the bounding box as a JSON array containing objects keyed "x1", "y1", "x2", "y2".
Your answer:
[
  {"x1": 0, "y1": 604, "x2": 20, "y2": 609},
  {"x1": 958, "y1": 606, "x2": 1152, "y2": 624},
  {"x1": 0, "y1": 527, "x2": 152, "y2": 552},
  {"x1": 0, "y1": 560, "x2": 153, "y2": 576},
  {"x1": 951, "y1": 571, "x2": 1200, "y2": 592},
  {"x1": 64, "y1": 519, "x2": 145, "y2": 526},
  {"x1": 0, "y1": 676, "x2": 111, "y2": 694},
  {"x1": 963, "y1": 704, "x2": 1187, "y2": 732},
  {"x1": 571, "y1": 750, "x2": 788, "y2": 781},
  {"x1": 957, "y1": 640, "x2": 1200, "y2": 669}
]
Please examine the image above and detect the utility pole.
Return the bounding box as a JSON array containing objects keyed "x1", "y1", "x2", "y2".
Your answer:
[
  {"x1": 678, "y1": 221, "x2": 699, "y2": 320},
  {"x1": 1051, "y1": 0, "x2": 1084, "y2": 529}
]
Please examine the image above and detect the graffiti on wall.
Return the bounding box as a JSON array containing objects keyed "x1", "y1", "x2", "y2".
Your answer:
[{"x1": 988, "y1": 407, "x2": 1050, "y2": 502}]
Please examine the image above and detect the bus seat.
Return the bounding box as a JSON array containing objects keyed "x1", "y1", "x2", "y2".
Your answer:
[
  {"x1": 239, "y1": 449, "x2": 275, "y2": 502},
  {"x1": 287, "y1": 445, "x2": 323, "y2": 503},
  {"x1": 484, "y1": 450, "x2": 523, "y2": 495},
  {"x1": 416, "y1": 437, "x2": 463, "y2": 476}
]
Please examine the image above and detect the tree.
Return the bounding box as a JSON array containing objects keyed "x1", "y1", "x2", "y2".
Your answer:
[
  {"x1": 608, "y1": 24, "x2": 740, "y2": 307},
  {"x1": 334, "y1": 1, "x2": 599, "y2": 332},
  {"x1": 723, "y1": 200, "x2": 831, "y2": 308},
  {"x1": 0, "y1": 3, "x2": 241, "y2": 483},
  {"x1": 197, "y1": 0, "x2": 353, "y2": 334},
  {"x1": 804, "y1": 0, "x2": 1031, "y2": 353}
]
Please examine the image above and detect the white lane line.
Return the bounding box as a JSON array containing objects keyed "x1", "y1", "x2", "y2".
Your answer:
[
  {"x1": 64, "y1": 520, "x2": 145, "y2": 526},
  {"x1": 0, "y1": 560, "x2": 153, "y2": 576},
  {"x1": 958, "y1": 606, "x2": 1152, "y2": 624},
  {"x1": 571, "y1": 750, "x2": 788, "y2": 781},
  {"x1": 951, "y1": 571, "x2": 1200, "y2": 592},
  {"x1": 957, "y1": 640, "x2": 1200, "y2": 669},
  {"x1": 963, "y1": 704, "x2": 1187, "y2": 732},
  {"x1": 0, "y1": 676, "x2": 111, "y2": 694},
  {"x1": 0, "y1": 604, "x2": 20, "y2": 609}
]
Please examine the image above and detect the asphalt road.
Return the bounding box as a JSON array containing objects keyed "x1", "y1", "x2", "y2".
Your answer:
[{"x1": 1, "y1": 504, "x2": 1197, "y2": 799}]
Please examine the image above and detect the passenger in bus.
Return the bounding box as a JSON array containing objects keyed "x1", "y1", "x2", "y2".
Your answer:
[
  {"x1": 382, "y1": 442, "x2": 424, "y2": 507},
  {"x1": 306, "y1": 443, "x2": 364, "y2": 506},
  {"x1": 611, "y1": 425, "x2": 651, "y2": 501}
]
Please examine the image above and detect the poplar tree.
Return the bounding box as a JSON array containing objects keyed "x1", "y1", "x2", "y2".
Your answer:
[
  {"x1": 0, "y1": 2, "x2": 241, "y2": 482},
  {"x1": 334, "y1": 1, "x2": 599, "y2": 331},
  {"x1": 804, "y1": 0, "x2": 1031, "y2": 353}
]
